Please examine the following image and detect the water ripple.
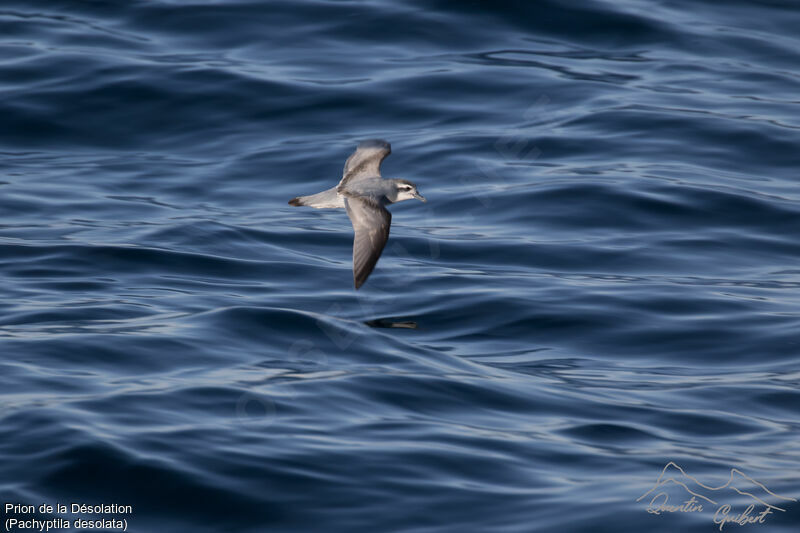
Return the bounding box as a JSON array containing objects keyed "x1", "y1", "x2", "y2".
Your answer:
[{"x1": 1, "y1": 0, "x2": 799, "y2": 531}]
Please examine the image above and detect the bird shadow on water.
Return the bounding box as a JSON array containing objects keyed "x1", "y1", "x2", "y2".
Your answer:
[{"x1": 364, "y1": 317, "x2": 418, "y2": 329}]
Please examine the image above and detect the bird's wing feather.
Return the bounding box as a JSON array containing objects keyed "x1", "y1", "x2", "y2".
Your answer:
[
  {"x1": 337, "y1": 139, "x2": 391, "y2": 190},
  {"x1": 344, "y1": 196, "x2": 391, "y2": 289}
]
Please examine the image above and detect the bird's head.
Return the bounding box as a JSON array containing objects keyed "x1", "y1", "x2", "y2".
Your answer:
[{"x1": 391, "y1": 179, "x2": 426, "y2": 203}]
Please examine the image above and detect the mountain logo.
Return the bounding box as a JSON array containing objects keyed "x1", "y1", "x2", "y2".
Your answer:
[{"x1": 637, "y1": 462, "x2": 796, "y2": 530}]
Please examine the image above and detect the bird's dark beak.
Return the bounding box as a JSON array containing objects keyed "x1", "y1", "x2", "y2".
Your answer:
[{"x1": 413, "y1": 192, "x2": 427, "y2": 203}]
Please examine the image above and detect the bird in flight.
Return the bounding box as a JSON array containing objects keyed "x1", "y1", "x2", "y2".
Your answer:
[{"x1": 289, "y1": 139, "x2": 426, "y2": 289}]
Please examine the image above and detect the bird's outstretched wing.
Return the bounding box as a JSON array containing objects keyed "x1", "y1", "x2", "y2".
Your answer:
[
  {"x1": 337, "y1": 139, "x2": 391, "y2": 190},
  {"x1": 344, "y1": 196, "x2": 391, "y2": 289}
]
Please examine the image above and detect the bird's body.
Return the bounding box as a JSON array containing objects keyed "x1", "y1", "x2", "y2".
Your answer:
[{"x1": 289, "y1": 140, "x2": 426, "y2": 289}]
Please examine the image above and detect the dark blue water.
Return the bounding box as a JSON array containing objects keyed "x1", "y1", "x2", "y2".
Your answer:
[{"x1": 1, "y1": 1, "x2": 799, "y2": 531}]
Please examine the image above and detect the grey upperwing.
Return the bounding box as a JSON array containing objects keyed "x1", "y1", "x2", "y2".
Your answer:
[
  {"x1": 289, "y1": 139, "x2": 390, "y2": 208},
  {"x1": 344, "y1": 196, "x2": 391, "y2": 289},
  {"x1": 337, "y1": 139, "x2": 391, "y2": 191}
]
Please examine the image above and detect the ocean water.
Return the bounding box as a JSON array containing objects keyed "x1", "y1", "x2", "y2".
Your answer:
[{"x1": 1, "y1": 1, "x2": 799, "y2": 531}]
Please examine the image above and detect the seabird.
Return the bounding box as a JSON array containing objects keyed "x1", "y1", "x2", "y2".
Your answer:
[{"x1": 289, "y1": 139, "x2": 426, "y2": 289}]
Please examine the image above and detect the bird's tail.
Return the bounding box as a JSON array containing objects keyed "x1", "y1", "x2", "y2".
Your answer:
[{"x1": 287, "y1": 186, "x2": 345, "y2": 209}]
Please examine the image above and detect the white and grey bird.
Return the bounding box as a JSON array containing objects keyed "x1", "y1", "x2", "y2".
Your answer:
[{"x1": 289, "y1": 139, "x2": 426, "y2": 289}]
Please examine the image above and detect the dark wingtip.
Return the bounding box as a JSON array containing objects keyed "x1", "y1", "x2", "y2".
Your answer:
[
  {"x1": 288, "y1": 197, "x2": 302, "y2": 206},
  {"x1": 354, "y1": 271, "x2": 371, "y2": 289}
]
